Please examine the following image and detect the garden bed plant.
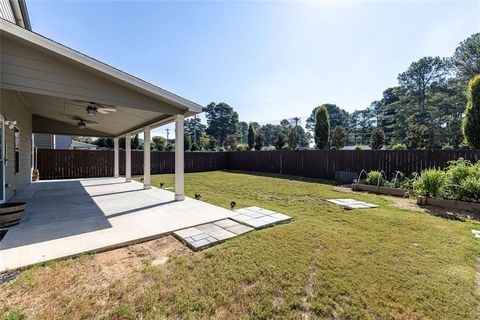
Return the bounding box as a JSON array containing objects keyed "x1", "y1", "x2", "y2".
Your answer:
[
  {"x1": 414, "y1": 158, "x2": 480, "y2": 212},
  {"x1": 352, "y1": 170, "x2": 414, "y2": 197}
]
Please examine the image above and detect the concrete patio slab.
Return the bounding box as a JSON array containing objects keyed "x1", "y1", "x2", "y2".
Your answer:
[
  {"x1": 0, "y1": 178, "x2": 234, "y2": 272},
  {"x1": 231, "y1": 207, "x2": 292, "y2": 229},
  {"x1": 326, "y1": 198, "x2": 378, "y2": 209}
]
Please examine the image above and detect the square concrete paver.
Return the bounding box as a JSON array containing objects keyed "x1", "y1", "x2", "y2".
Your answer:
[
  {"x1": 231, "y1": 207, "x2": 292, "y2": 229},
  {"x1": 472, "y1": 230, "x2": 480, "y2": 239},
  {"x1": 174, "y1": 219, "x2": 246, "y2": 251},
  {"x1": 326, "y1": 198, "x2": 378, "y2": 209}
]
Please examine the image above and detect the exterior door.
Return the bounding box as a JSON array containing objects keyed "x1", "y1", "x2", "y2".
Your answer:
[{"x1": 0, "y1": 116, "x2": 4, "y2": 203}]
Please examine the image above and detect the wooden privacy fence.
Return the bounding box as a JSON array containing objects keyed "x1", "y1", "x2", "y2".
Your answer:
[
  {"x1": 228, "y1": 149, "x2": 480, "y2": 180},
  {"x1": 36, "y1": 149, "x2": 480, "y2": 181},
  {"x1": 37, "y1": 149, "x2": 228, "y2": 180}
]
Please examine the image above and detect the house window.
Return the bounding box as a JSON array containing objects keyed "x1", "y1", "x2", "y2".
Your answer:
[{"x1": 14, "y1": 128, "x2": 19, "y2": 174}]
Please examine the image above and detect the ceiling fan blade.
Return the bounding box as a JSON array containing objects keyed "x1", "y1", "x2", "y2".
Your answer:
[
  {"x1": 97, "y1": 109, "x2": 109, "y2": 114},
  {"x1": 98, "y1": 106, "x2": 117, "y2": 112}
]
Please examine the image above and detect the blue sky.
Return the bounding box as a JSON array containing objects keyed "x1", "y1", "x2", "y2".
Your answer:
[{"x1": 28, "y1": 0, "x2": 479, "y2": 137}]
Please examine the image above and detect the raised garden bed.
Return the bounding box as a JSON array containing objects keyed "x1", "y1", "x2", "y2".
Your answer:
[
  {"x1": 0, "y1": 202, "x2": 26, "y2": 228},
  {"x1": 417, "y1": 196, "x2": 480, "y2": 212},
  {"x1": 352, "y1": 183, "x2": 410, "y2": 197}
]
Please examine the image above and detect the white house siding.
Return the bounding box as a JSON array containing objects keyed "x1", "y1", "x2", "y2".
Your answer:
[
  {"x1": 0, "y1": 88, "x2": 32, "y2": 200},
  {"x1": 0, "y1": 0, "x2": 15, "y2": 24}
]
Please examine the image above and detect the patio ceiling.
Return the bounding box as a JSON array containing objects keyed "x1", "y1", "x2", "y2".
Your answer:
[{"x1": 0, "y1": 20, "x2": 202, "y2": 137}]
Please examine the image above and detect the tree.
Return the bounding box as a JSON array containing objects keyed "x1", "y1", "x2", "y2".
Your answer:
[
  {"x1": 184, "y1": 133, "x2": 192, "y2": 151},
  {"x1": 93, "y1": 137, "x2": 114, "y2": 148},
  {"x1": 398, "y1": 57, "x2": 448, "y2": 123},
  {"x1": 237, "y1": 121, "x2": 249, "y2": 144},
  {"x1": 370, "y1": 128, "x2": 385, "y2": 150},
  {"x1": 254, "y1": 131, "x2": 264, "y2": 151},
  {"x1": 330, "y1": 126, "x2": 347, "y2": 150},
  {"x1": 204, "y1": 102, "x2": 239, "y2": 149},
  {"x1": 152, "y1": 136, "x2": 167, "y2": 151},
  {"x1": 75, "y1": 136, "x2": 93, "y2": 143},
  {"x1": 280, "y1": 119, "x2": 290, "y2": 128},
  {"x1": 247, "y1": 122, "x2": 255, "y2": 150},
  {"x1": 463, "y1": 75, "x2": 480, "y2": 148},
  {"x1": 314, "y1": 106, "x2": 330, "y2": 149},
  {"x1": 259, "y1": 124, "x2": 282, "y2": 146},
  {"x1": 132, "y1": 134, "x2": 141, "y2": 150},
  {"x1": 274, "y1": 133, "x2": 287, "y2": 150},
  {"x1": 452, "y1": 33, "x2": 480, "y2": 81},
  {"x1": 207, "y1": 136, "x2": 216, "y2": 151},
  {"x1": 306, "y1": 104, "x2": 349, "y2": 132},
  {"x1": 288, "y1": 128, "x2": 299, "y2": 150},
  {"x1": 191, "y1": 143, "x2": 199, "y2": 151},
  {"x1": 185, "y1": 117, "x2": 206, "y2": 146},
  {"x1": 224, "y1": 134, "x2": 238, "y2": 151}
]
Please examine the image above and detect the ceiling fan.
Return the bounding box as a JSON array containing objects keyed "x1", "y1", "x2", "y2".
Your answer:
[
  {"x1": 85, "y1": 102, "x2": 117, "y2": 115},
  {"x1": 64, "y1": 115, "x2": 98, "y2": 130},
  {"x1": 67, "y1": 100, "x2": 117, "y2": 116}
]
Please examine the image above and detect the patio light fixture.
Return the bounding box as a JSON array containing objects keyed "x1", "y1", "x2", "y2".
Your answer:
[{"x1": 5, "y1": 120, "x2": 17, "y2": 129}]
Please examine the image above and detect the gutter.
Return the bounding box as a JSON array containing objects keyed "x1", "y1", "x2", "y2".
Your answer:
[{"x1": 10, "y1": 0, "x2": 31, "y2": 30}]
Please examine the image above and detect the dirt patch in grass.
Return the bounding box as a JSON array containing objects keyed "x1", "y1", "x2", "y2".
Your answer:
[
  {"x1": 96, "y1": 236, "x2": 187, "y2": 276},
  {"x1": 0, "y1": 236, "x2": 188, "y2": 319}
]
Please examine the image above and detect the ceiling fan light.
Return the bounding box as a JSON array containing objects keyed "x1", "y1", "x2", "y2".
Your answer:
[
  {"x1": 86, "y1": 105, "x2": 97, "y2": 116},
  {"x1": 77, "y1": 121, "x2": 86, "y2": 129}
]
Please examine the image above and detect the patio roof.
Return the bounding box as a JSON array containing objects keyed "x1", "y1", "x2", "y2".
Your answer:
[{"x1": 0, "y1": 20, "x2": 202, "y2": 137}]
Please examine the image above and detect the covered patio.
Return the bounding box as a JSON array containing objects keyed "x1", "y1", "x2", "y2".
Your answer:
[
  {"x1": 1, "y1": 20, "x2": 198, "y2": 201},
  {"x1": 0, "y1": 177, "x2": 233, "y2": 272},
  {"x1": 0, "y1": 20, "x2": 237, "y2": 272}
]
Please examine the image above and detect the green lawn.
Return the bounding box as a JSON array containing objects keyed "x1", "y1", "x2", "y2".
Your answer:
[{"x1": 2, "y1": 170, "x2": 480, "y2": 319}]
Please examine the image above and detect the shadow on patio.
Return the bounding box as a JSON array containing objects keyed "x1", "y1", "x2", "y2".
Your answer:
[{"x1": 0, "y1": 177, "x2": 233, "y2": 272}]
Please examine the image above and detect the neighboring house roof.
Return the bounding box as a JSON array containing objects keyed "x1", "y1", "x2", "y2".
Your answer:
[{"x1": 71, "y1": 140, "x2": 97, "y2": 149}]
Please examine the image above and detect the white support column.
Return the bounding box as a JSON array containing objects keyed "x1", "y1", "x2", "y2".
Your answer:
[
  {"x1": 143, "y1": 126, "x2": 151, "y2": 189},
  {"x1": 114, "y1": 137, "x2": 119, "y2": 178},
  {"x1": 174, "y1": 114, "x2": 185, "y2": 201},
  {"x1": 125, "y1": 134, "x2": 131, "y2": 182}
]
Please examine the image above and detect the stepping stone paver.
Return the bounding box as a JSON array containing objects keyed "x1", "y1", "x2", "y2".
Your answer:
[
  {"x1": 174, "y1": 208, "x2": 292, "y2": 251},
  {"x1": 231, "y1": 207, "x2": 292, "y2": 229},
  {"x1": 326, "y1": 198, "x2": 378, "y2": 209},
  {"x1": 174, "y1": 219, "x2": 243, "y2": 251}
]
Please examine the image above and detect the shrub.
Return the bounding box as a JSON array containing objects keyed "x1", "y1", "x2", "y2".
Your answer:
[
  {"x1": 444, "y1": 158, "x2": 475, "y2": 200},
  {"x1": 274, "y1": 133, "x2": 287, "y2": 150},
  {"x1": 254, "y1": 131, "x2": 265, "y2": 151},
  {"x1": 463, "y1": 75, "x2": 480, "y2": 148},
  {"x1": 442, "y1": 144, "x2": 454, "y2": 150},
  {"x1": 223, "y1": 134, "x2": 238, "y2": 151},
  {"x1": 413, "y1": 169, "x2": 446, "y2": 197},
  {"x1": 366, "y1": 171, "x2": 385, "y2": 186},
  {"x1": 390, "y1": 143, "x2": 407, "y2": 150},
  {"x1": 236, "y1": 144, "x2": 248, "y2": 151},
  {"x1": 354, "y1": 145, "x2": 362, "y2": 151},
  {"x1": 461, "y1": 176, "x2": 480, "y2": 201},
  {"x1": 370, "y1": 128, "x2": 385, "y2": 150}
]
